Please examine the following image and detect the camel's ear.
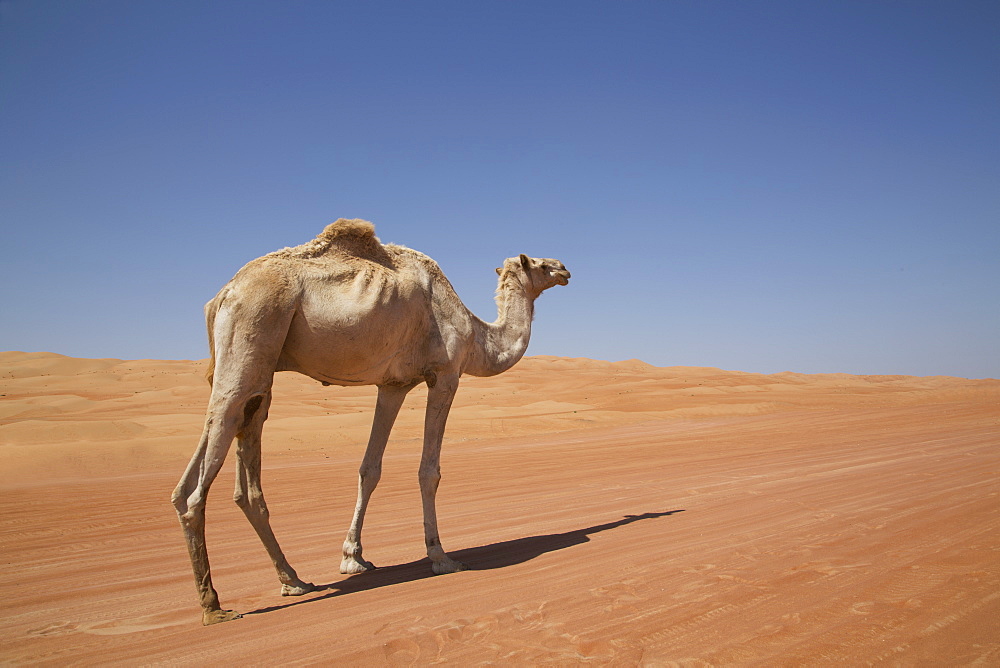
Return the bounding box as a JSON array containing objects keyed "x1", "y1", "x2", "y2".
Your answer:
[
  {"x1": 495, "y1": 267, "x2": 502, "y2": 276},
  {"x1": 519, "y1": 254, "x2": 531, "y2": 270}
]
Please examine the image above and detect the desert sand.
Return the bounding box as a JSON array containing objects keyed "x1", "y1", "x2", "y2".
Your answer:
[{"x1": 1, "y1": 351, "x2": 997, "y2": 665}]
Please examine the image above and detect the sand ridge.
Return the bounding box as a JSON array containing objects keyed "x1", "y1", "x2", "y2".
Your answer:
[{"x1": 1, "y1": 351, "x2": 998, "y2": 664}]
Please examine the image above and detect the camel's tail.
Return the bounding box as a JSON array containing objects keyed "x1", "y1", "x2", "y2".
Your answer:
[{"x1": 204, "y1": 294, "x2": 221, "y2": 386}]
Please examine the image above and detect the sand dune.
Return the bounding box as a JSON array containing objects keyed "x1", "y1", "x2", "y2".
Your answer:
[{"x1": 1, "y1": 351, "x2": 998, "y2": 664}]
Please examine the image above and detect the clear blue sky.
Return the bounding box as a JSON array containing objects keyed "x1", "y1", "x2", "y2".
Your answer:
[{"x1": 2, "y1": 0, "x2": 998, "y2": 378}]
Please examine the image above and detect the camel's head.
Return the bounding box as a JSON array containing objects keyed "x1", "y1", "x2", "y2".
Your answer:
[{"x1": 497, "y1": 254, "x2": 571, "y2": 295}]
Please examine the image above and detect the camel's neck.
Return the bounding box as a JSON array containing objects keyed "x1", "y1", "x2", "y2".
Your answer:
[{"x1": 465, "y1": 272, "x2": 536, "y2": 377}]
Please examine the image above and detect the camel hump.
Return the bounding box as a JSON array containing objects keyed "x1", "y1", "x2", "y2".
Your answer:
[
  {"x1": 317, "y1": 218, "x2": 377, "y2": 243},
  {"x1": 312, "y1": 218, "x2": 385, "y2": 259},
  {"x1": 267, "y1": 218, "x2": 387, "y2": 261}
]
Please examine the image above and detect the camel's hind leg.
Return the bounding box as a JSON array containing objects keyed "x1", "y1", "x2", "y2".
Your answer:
[
  {"x1": 341, "y1": 383, "x2": 414, "y2": 574},
  {"x1": 171, "y1": 398, "x2": 247, "y2": 625},
  {"x1": 172, "y1": 274, "x2": 296, "y2": 624},
  {"x1": 234, "y1": 390, "x2": 315, "y2": 596}
]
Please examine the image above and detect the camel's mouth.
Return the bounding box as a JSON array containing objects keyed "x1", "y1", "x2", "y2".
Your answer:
[{"x1": 555, "y1": 272, "x2": 570, "y2": 286}]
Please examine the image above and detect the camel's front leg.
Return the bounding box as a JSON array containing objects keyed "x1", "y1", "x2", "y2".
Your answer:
[
  {"x1": 420, "y1": 373, "x2": 467, "y2": 575},
  {"x1": 341, "y1": 383, "x2": 413, "y2": 574}
]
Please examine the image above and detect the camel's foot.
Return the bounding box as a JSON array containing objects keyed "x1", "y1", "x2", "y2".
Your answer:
[
  {"x1": 431, "y1": 558, "x2": 468, "y2": 575},
  {"x1": 202, "y1": 608, "x2": 242, "y2": 626},
  {"x1": 280, "y1": 581, "x2": 316, "y2": 597},
  {"x1": 340, "y1": 556, "x2": 376, "y2": 575}
]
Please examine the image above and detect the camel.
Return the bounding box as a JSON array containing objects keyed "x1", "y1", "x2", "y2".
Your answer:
[{"x1": 171, "y1": 219, "x2": 570, "y2": 625}]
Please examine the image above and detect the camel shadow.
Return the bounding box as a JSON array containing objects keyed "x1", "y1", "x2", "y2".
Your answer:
[{"x1": 245, "y1": 510, "x2": 684, "y2": 617}]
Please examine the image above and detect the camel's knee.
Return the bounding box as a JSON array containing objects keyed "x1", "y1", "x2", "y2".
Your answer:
[
  {"x1": 233, "y1": 487, "x2": 249, "y2": 510},
  {"x1": 418, "y1": 465, "x2": 441, "y2": 490},
  {"x1": 172, "y1": 476, "x2": 204, "y2": 518},
  {"x1": 171, "y1": 485, "x2": 188, "y2": 514},
  {"x1": 233, "y1": 488, "x2": 269, "y2": 518},
  {"x1": 359, "y1": 464, "x2": 382, "y2": 489},
  {"x1": 175, "y1": 492, "x2": 207, "y2": 526}
]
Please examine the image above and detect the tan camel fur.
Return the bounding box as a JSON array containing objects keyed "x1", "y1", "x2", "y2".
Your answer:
[{"x1": 171, "y1": 219, "x2": 570, "y2": 625}]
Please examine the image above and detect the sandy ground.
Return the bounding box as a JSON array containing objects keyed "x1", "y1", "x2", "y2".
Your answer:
[{"x1": 1, "y1": 351, "x2": 998, "y2": 665}]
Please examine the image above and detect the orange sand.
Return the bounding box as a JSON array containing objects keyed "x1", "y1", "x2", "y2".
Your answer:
[{"x1": 1, "y1": 351, "x2": 998, "y2": 664}]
